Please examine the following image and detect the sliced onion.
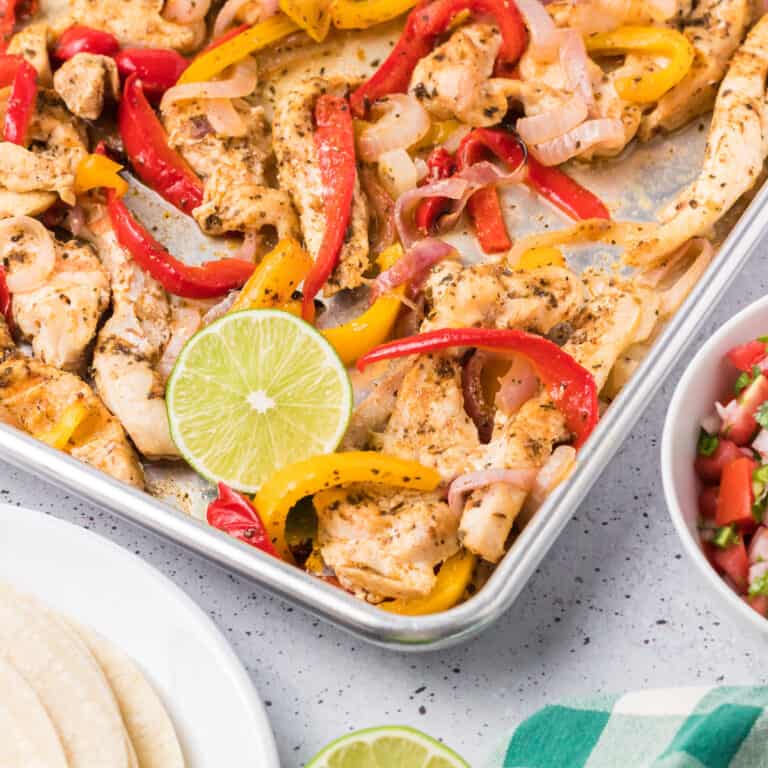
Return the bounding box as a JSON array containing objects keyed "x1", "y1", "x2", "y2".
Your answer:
[
  {"x1": 163, "y1": 0, "x2": 211, "y2": 23},
  {"x1": 395, "y1": 160, "x2": 526, "y2": 247},
  {"x1": 749, "y1": 561, "x2": 768, "y2": 588},
  {"x1": 360, "y1": 165, "x2": 396, "y2": 256},
  {"x1": 560, "y1": 30, "x2": 594, "y2": 108},
  {"x1": 204, "y1": 98, "x2": 247, "y2": 137},
  {"x1": 461, "y1": 351, "x2": 494, "y2": 444},
  {"x1": 515, "y1": 0, "x2": 561, "y2": 61},
  {"x1": 448, "y1": 468, "x2": 537, "y2": 517},
  {"x1": 495, "y1": 354, "x2": 538, "y2": 414},
  {"x1": 370, "y1": 238, "x2": 456, "y2": 301},
  {"x1": 700, "y1": 411, "x2": 721, "y2": 436},
  {"x1": 531, "y1": 118, "x2": 624, "y2": 166},
  {"x1": 753, "y1": 429, "x2": 768, "y2": 460},
  {"x1": 65, "y1": 204, "x2": 86, "y2": 237},
  {"x1": 517, "y1": 93, "x2": 588, "y2": 145},
  {"x1": 0, "y1": 216, "x2": 56, "y2": 293},
  {"x1": 213, "y1": 0, "x2": 277, "y2": 35},
  {"x1": 378, "y1": 148, "x2": 419, "y2": 199},
  {"x1": 202, "y1": 291, "x2": 238, "y2": 325},
  {"x1": 526, "y1": 445, "x2": 577, "y2": 512},
  {"x1": 358, "y1": 94, "x2": 431, "y2": 163},
  {"x1": 441, "y1": 124, "x2": 471, "y2": 154},
  {"x1": 715, "y1": 400, "x2": 739, "y2": 422},
  {"x1": 234, "y1": 230, "x2": 259, "y2": 261},
  {"x1": 658, "y1": 239, "x2": 713, "y2": 318},
  {"x1": 161, "y1": 58, "x2": 258, "y2": 109},
  {"x1": 749, "y1": 527, "x2": 768, "y2": 564},
  {"x1": 158, "y1": 307, "x2": 201, "y2": 382}
]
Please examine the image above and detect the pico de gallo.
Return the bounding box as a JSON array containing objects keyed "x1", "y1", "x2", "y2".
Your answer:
[{"x1": 695, "y1": 336, "x2": 768, "y2": 618}]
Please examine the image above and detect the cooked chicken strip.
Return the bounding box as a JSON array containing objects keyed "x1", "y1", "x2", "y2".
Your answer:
[
  {"x1": 459, "y1": 283, "x2": 642, "y2": 561},
  {"x1": 639, "y1": 0, "x2": 749, "y2": 139},
  {"x1": 316, "y1": 484, "x2": 460, "y2": 601},
  {"x1": 53, "y1": 53, "x2": 120, "y2": 120},
  {"x1": 421, "y1": 261, "x2": 586, "y2": 334},
  {"x1": 0, "y1": 319, "x2": 143, "y2": 486},
  {"x1": 272, "y1": 77, "x2": 370, "y2": 293},
  {"x1": 0, "y1": 91, "x2": 88, "y2": 205},
  {"x1": 627, "y1": 13, "x2": 768, "y2": 267},
  {"x1": 8, "y1": 22, "x2": 52, "y2": 86},
  {"x1": 54, "y1": 0, "x2": 204, "y2": 51},
  {"x1": 86, "y1": 207, "x2": 179, "y2": 460},
  {"x1": 0, "y1": 190, "x2": 57, "y2": 217},
  {"x1": 409, "y1": 24, "x2": 515, "y2": 127},
  {"x1": 548, "y1": 0, "x2": 691, "y2": 32},
  {"x1": 12, "y1": 238, "x2": 110, "y2": 371}
]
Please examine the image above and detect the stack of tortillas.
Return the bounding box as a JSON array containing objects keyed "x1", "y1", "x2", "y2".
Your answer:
[{"x1": 0, "y1": 583, "x2": 186, "y2": 767}]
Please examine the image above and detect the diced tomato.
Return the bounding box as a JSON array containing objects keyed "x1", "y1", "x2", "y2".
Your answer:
[
  {"x1": 694, "y1": 439, "x2": 742, "y2": 483},
  {"x1": 709, "y1": 538, "x2": 750, "y2": 592},
  {"x1": 716, "y1": 457, "x2": 756, "y2": 528},
  {"x1": 748, "y1": 594, "x2": 768, "y2": 617},
  {"x1": 721, "y1": 374, "x2": 768, "y2": 445},
  {"x1": 699, "y1": 485, "x2": 719, "y2": 519},
  {"x1": 727, "y1": 339, "x2": 768, "y2": 372}
]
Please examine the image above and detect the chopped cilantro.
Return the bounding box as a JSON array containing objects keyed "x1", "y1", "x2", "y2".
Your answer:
[
  {"x1": 712, "y1": 524, "x2": 739, "y2": 549},
  {"x1": 757, "y1": 402, "x2": 768, "y2": 430},
  {"x1": 758, "y1": 336, "x2": 768, "y2": 343},
  {"x1": 749, "y1": 571, "x2": 768, "y2": 597},
  {"x1": 735, "y1": 371, "x2": 753, "y2": 395},
  {"x1": 697, "y1": 430, "x2": 719, "y2": 456}
]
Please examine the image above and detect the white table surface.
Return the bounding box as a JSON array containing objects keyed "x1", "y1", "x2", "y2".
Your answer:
[{"x1": 3, "y1": 250, "x2": 767, "y2": 767}]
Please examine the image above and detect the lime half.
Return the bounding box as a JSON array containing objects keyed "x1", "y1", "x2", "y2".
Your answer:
[
  {"x1": 166, "y1": 309, "x2": 352, "y2": 493},
  {"x1": 307, "y1": 726, "x2": 470, "y2": 768}
]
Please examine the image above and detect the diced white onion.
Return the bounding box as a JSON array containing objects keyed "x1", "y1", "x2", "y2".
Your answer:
[
  {"x1": 377, "y1": 148, "x2": 419, "y2": 199},
  {"x1": 700, "y1": 412, "x2": 721, "y2": 436},
  {"x1": 716, "y1": 400, "x2": 739, "y2": 422},
  {"x1": 753, "y1": 429, "x2": 768, "y2": 459}
]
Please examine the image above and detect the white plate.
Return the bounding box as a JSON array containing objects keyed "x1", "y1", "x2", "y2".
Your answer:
[{"x1": 0, "y1": 504, "x2": 279, "y2": 767}]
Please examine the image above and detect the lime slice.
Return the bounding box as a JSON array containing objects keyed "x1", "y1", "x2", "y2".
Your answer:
[
  {"x1": 307, "y1": 726, "x2": 470, "y2": 768},
  {"x1": 166, "y1": 309, "x2": 352, "y2": 493}
]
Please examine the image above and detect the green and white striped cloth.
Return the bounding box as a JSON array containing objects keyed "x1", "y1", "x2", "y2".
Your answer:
[{"x1": 502, "y1": 687, "x2": 768, "y2": 767}]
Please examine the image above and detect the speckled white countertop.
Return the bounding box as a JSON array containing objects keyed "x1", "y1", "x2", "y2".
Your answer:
[{"x1": 3, "y1": 251, "x2": 768, "y2": 767}]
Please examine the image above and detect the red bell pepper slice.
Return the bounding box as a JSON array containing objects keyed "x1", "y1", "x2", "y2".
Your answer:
[
  {"x1": 301, "y1": 94, "x2": 356, "y2": 321},
  {"x1": 708, "y1": 538, "x2": 750, "y2": 592},
  {"x1": 115, "y1": 48, "x2": 188, "y2": 98},
  {"x1": 357, "y1": 326, "x2": 599, "y2": 449},
  {"x1": 207, "y1": 482, "x2": 278, "y2": 557},
  {"x1": 415, "y1": 147, "x2": 455, "y2": 236},
  {"x1": 526, "y1": 159, "x2": 611, "y2": 221},
  {"x1": 200, "y1": 23, "x2": 250, "y2": 54},
  {"x1": 727, "y1": 339, "x2": 768, "y2": 373},
  {"x1": 0, "y1": 52, "x2": 21, "y2": 87},
  {"x1": 0, "y1": 266, "x2": 13, "y2": 331},
  {"x1": 106, "y1": 189, "x2": 254, "y2": 298},
  {"x1": 350, "y1": 0, "x2": 527, "y2": 117},
  {"x1": 716, "y1": 456, "x2": 757, "y2": 528},
  {"x1": 118, "y1": 74, "x2": 203, "y2": 215},
  {"x1": 53, "y1": 26, "x2": 120, "y2": 60},
  {"x1": 3, "y1": 58, "x2": 36, "y2": 145}
]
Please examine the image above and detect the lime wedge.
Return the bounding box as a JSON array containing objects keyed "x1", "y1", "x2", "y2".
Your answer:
[
  {"x1": 307, "y1": 726, "x2": 470, "y2": 768},
  {"x1": 166, "y1": 309, "x2": 352, "y2": 493}
]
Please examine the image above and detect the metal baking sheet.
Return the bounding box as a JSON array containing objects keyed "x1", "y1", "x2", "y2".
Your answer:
[{"x1": 2, "y1": 25, "x2": 767, "y2": 649}]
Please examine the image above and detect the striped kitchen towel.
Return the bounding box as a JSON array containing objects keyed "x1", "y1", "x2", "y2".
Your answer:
[{"x1": 502, "y1": 687, "x2": 768, "y2": 767}]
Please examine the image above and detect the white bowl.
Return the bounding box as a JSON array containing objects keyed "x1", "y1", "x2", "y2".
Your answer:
[{"x1": 662, "y1": 294, "x2": 768, "y2": 638}]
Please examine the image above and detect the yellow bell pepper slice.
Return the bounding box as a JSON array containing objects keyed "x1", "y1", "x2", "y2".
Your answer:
[
  {"x1": 178, "y1": 15, "x2": 298, "y2": 84},
  {"x1": 409, "y1": 119, "x2": 460, "y2": 153},
  {"x1": 230, "y1": 237, "x2": 313, "y2": 313},
  {"x1": 35, "y1": 402, "x2": 94, "y2": 451},
  {"x1": 380, "y1": 549, "x2": 476, "y2": 615},
  {"x1": 281, "y1": 0, "x2": 331, "y2": 41},
  {"x1": 256, "y1": 451, "x2": 441, "y2": 561},
  {"x1": 74, "y1": 154, "x2": 128, "y2": 197},
  {"x1": 516, "y1": 246, "x2": 566, "y2": 270},
  {"x1": 331, "y1": 0, "x2": 417, "y2": 29},
  {"x1": 585, "y1": 26, "x2": 694, "y2": 103},
  {"x1": 322, "y1": 243, "x2": 403, "y2": 366}
]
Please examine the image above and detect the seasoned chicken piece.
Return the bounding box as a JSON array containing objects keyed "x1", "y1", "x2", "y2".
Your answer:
[
  {"x1": 86, "y1": 206, "x2": 179, "y2": 460},
  {"x1": 272, "y1": 77, "x2": 370, "y2": 293},
  {"x1": 639, "y1": 0, "x2": 749, "y2": 139},
  {"x1": 53, "y1": 53, "x2": 119, "y2": 120},
  {"x1": 421, "y1": 261, "x2": 586, "y2": 334},
  {"x1": 162, "y1": 96, "x2": 299, "y2": 241},
  {"x1": 0, "y1": 190, "x2": 57, "y2": 217},
  {"x1": 0, "y1": 91, "x2": 88, "y2": 205},
  {"x1": 316, "y1": 484, "x2": 460, "y2": 600},
  {"x1": 627, "y1": 14, "x2": 768, "y2": 266},
  {"x1": 379, "y1": 354, "x2": 481, "y2": 480},
  {"x1": 12, "y1": 238, "x2": 110, "y2": 371},
  {"x1": 55, "y1": 0, "x2": 204, "y2": 51},
  {"x1": 7, "y1": 23, "x2": 52, "y2": 86},
  {"x1": 548, "y1": 0, "x2": 691, "y2": 32},
  {"x1": 409, "y1": 24, "x2": 517, "y2": 127},
  {"x1": 0, "y1": 319, "x2": 143, "y2": 487},
  {"x1": 460, "y1": 283, "x2": 642, "y2": 561}
]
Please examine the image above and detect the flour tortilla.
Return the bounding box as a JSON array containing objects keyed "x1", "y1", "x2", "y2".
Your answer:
[
  {"x1": 0, "y1": 584, "x2": 133, "y2": 768},
  {"x1": 67, "y1": 620, "x2": 186, "y2": 768},
  {"x1": 0, "y1": 657, "x2": 69, "y2": 768}
]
